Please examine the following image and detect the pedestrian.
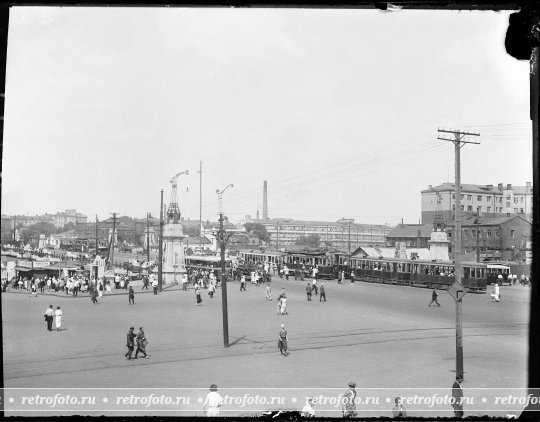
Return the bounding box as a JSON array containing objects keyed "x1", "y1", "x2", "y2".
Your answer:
[
  {"x1": 208, "y1": 281, "x2": 215, "y2": 298},
  {"x1": 195, "y1": 285, "x2": 202, "y2": 305},
  {"x1": 280, "y1": 296, "x2": 288, "y2": 315},
  {"x1": 301, "y1": 397, "x2": 316, "y2": 418},
  {"x1": 134, "y1": 327, "x2": 150, "y2": 359},
  {"x1": 278, "y1": 324, "x2": 288, "y2": 356},
  {"x1": 202, "y1": 384, "x2": 224, "y2": 417},
  {"x1": 44, "y1": 305, "x2": 54, "y2": 331},
  {"x1": 284, "y1": 266, "x2": 289, "y2": 281},
  {"x1": 451, "y1": 378, "x2": 464, "y2": 418},
  {"x1": 91, "y1": 287, "x2": 98, "y2": 304},
  {"x1": 319, "y1": 283, "x2": 327, "y2": 302},
  {"x1": 350, "y1": 270, "x2": 355, "y2": 284},
  {"x1": 29, "y1": 282, "x2": 37, "y2": 298},
  {"x1": 54, "y1": 306, "x2": 63, "y2": 331},
  {"x1": 152, "y1": 277, "x2": 158, "y2": 295},
  {"x1": 306, "y1": 282, "x2": 312, "y2": 301},
  {"x1": 265, "y1": 283, "x2": 272, "y2": 301},
  {"x1": 125, "y1": 326, "x2": 137, "y2": 360},
  {"x1": 240, "y1": 274, "x2": 246, "y2": 291},
  {"x1": 128, "y1": 286, "x2": 135, "y2": 305},
  {"x1": 142, "y1": 275, "x2": 149, "y2": 290},
  {"x1": 312, "y1": 279, "x2": 318, "y2": 295},
  {"x1": 392, "y1": 396, "x2": 407, "y2": 418},
  {"x1": 428, "y1": 288, "x2": 441, "y2": 307},
  {"x1": 512, "y1": 274, "x2": 517, "y2": 286},
  {"x1": 340, "y1": 381, "x2": 357, "y2": 418},
  {"x1": 491, "y1": 283, "x2": 500, "y2": 302},
  {"x1": 182, "y1": 274, "x2": 188, "y2": 291}
]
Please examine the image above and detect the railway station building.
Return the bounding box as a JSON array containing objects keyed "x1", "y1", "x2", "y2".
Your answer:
[{"x1": 421, "y1": 182, "x2": 533, "y2": 224}]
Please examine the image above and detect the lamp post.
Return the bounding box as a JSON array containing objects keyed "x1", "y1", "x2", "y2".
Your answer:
[{"x1": 216, "y1": 184, "x2": 234, "y2": 348}]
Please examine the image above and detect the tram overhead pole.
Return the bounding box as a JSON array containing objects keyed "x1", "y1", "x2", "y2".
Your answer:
[{"x1": 437, "y1": 127, "x2": 480, "y2": 383}]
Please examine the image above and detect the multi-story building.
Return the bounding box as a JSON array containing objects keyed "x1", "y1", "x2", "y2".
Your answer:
[
  {"x1": 52, "y1": 209, "x2": 88, "y2": 228},
  {"x1": 421, "y1": 182, "x2": 533, "y2": 224},
  {"x1": 245, "y1": 217, "x2": 392, "y2": 251},
  {"x1": 386, "y1": 223, "x2": 435, "y2": 248}
]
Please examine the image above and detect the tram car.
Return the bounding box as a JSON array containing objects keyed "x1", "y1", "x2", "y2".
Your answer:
[
  {"x1": 236, "y1": 250, "x2": 283, "y2": 281},
  {"x1": 185, "y1": 255, "x2": 234, "y2": 280},
  {"x1": 349, "y1": 256, "x2": 510, "y2": 292}
]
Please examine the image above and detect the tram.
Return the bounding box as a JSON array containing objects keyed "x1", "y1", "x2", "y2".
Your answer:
[
  {"x1": 349, "y1": 256, "x2": 510, "y2": 292},
  {"x1": 185, "y1": 255, "x2": 234, "y2": 279}
]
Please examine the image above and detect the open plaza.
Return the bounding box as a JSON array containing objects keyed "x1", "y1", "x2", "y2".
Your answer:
[{"x1": 2, "y1": 276, "x2": 531, "y2": 418}]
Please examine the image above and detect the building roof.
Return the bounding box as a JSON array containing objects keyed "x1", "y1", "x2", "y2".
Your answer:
[
  {"x1": 251, "y1": 218, "x2": 392, "y2": 229},
  {"x1": 422, "y1": 182, "x2": 532, "y2": 195},
  {"x1": 448, "y1": 215, "x2": 531, "y2": 227},
  {"x1": 387, "y1": 224, "x2": 434, "y2": 239}
]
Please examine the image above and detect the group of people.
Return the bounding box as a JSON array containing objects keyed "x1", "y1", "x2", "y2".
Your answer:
[
  {"x1": 305, "y1": 279, "x2": 326, "y2": 301},
  {"x1": 125, "y1": 326, "x2": 150, "y2": 360}
]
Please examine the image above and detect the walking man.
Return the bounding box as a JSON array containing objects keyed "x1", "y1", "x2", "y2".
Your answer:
[
  {"x1": 142, "y1": 275, "x2": 149, "y2": 290},
  {"x1": 278, "y1": 324, "x2": 288, "y2": 356},
  {"x1": 128, "y1": 286, "x2": 135, "y2": 305},
  {"x1": 125, "y1": 326, "x2": 137, "y2": 360},
  {"x1": 341, "y1": 382, "x2": 357, "y2": 418},
  {"x1": 202, "y1": 384, "x2": 224, "y2": 417},
  {"x1": 319, "y1": 283, "x2": 327, "y2": 302},
  {"x1": 306, "y1": 282, "x2": 313, "y2": 301},
  {"x1": 428, "y1": 288, "x2": 441, "y2": 307},
  {"x1": 265, "y1": 283, "x2": 272, "y2": 301},
  {"x1": 44, "y1": 305, "x2": 54, "y2": 331},
  {"x1": 240, "y1": 275, "x2": 246, "y2": 291},
  {"x1": 135, "y1": 327, "x2": 150, "y2": 359},
  {"x1": 312, "y1": 279, "x2": 318, "y2": 295}
]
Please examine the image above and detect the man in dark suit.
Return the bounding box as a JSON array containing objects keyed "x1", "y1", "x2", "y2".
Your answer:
[
  {"x1": 44, "y1": 305, "x2": 54, "y2": 331},
  {"x1": 306, "y1": 282, "x2": 312, "y2": 301},
  {"x1": 319, "y1": 283, "x2": 326, "y2": 302},
  {"x1": 125, "y1": 327, "x2": 137, "y2": 360}
]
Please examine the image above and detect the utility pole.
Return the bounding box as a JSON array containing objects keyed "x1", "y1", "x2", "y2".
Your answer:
[
  {"x1": 158, "y1": 190, "x2": 164, "y2": 291},
  {"x1": 475, "y1": 217, "x2": 480, "y2": 263},
  {"x1": 146, "y1": 212, "x2": 150, "y2": 263},
  {"x1": 276, "y1": 221, "x2": 280, "y2": 251},
  {"x1": 198, "y1": 161, "x2": 202, "y2": 251},
  {"x1": 438, "y1": 127, "x2": 480, "y2": 383},
  {"x1": 95, "y1": 215, "x2": 99, "y2": 257},
  {"x1": 109, "y1": 213, "x2": 117, "y2": 270},
  {"x1": 348, "y1": 221, "x2": 351, "y2": 254},
  {"x1": 217, "y1": 184, "x2": 233, "y2": 348}
]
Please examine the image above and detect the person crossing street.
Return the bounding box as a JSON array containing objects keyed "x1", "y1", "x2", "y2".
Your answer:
[{"x1": 428, "y1": 288, "x2": 441, "y2": 307}]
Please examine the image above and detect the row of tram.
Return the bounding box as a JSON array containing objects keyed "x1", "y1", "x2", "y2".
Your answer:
[{"x1": 237, "y1": 249, "x2": 511, "y2": 292}]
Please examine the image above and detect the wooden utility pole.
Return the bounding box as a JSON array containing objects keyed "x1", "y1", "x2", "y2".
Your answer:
[
  {"x1": 158, "y1": 190, "x2": 164, "y2": 291},
  {"x1": 146, "y1": 212, "x2": 150, "y2": 263},
  {"x1": 109, "y1": 213, "x2": 117, "y2": 270},
  {"x1": 95, "y1": 215, "x2": 99, "y2": 257},
  {"x1": 475, "y1": 217, "x2": 480, "y2": 263},
  {"x1": 198, "y1": 161, "x2": 202, "y2": 251},
  {"x1": 437, "y1": 128, "x2": 480, "y2": 383},
  {"x1": 217, "y1": 184, "x2": 233, "y2": 348}
]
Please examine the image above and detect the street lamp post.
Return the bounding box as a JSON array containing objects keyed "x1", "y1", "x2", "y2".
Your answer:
[{"x1": 216, "y1": 184, "x2": 234, "y2": 348}]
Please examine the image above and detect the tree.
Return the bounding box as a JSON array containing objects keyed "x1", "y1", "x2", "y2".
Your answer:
[
  {"x1": 20, "y1": 222, "x2": 57, "y2": 244},
  {"x1": 58, "y1": 222, "x2": 76, "y2": 233},
  {"x1": 183, "y1": 225, "x2": 201, "y2": 237},
  {"x1": 244, "y1": 223, "x2": 271, "y2": 243},
  {"x1": 294, "y1": 234, "x2": 320, "y2": 248}
]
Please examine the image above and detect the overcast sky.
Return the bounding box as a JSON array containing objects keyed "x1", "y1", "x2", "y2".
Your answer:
[{"x1": 1, "y1": 7, "x2": 532, "y2": 225}]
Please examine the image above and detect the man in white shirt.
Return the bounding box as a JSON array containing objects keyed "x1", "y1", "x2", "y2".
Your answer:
[
  {"x1": 152, "y1": 277, "x2": 158, "y2": 295},
  {"x1": 202, "y1": 384, "x2": 223, "y2": 417}
]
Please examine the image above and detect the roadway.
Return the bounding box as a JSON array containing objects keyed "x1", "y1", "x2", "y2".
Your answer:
[{"x1": 2, "y1": 277, "x2": 530, "y2": 417}]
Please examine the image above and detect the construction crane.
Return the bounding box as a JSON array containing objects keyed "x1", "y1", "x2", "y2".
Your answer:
[{"x1": 167, "y1": 170, "x2": 189, "y2": 223}]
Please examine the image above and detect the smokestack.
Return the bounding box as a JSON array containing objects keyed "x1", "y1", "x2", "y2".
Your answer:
[{"x1": 263, "y1": 181, "x2": 268, "y2": 220}]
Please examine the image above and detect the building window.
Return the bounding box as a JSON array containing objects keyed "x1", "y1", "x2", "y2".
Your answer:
[
  {"x1": 495, "y1": 230, "x2": 500, "y2": 237},
  {"x1": 511, "y1": 230, "x2": 515, "y2": 238},
  {"x1": 507, "y1": 195, "x2": 511, "y2": 200},
  {"x1": 520, "y1": 208, "x2": 524, "y2": 213},
  {"x1": 463, "y1": 229, "x2": 469, "y2": 237},
  {"x1": 506, "y1": 202, "x2": 511, "y2": 208},
  {"x1": 452, "y1": 194, "x2": 455, "y2": 199},
  {"x1": 514, "y1": 208, "x2": 518, "y2": 214},
  {"x1": 467, "y1": 206, "x2": 472, "y2": 211},
  {"x1": 487, "y1": 196, "x2": 491, "y2": 202},
  {"x1": 461, "y1": 194, "x2": 465, "y2": 200},
  {"x1": 499, "y1": 198, "x2": 503, "y2": 203},
  {"x1": 520, "y1": 197, "x2": 524, "y2": 203},
  {"x1": 448, "y1": 231, "x2": 452, "y2": 238},
  {"x1": 487, "y1": 207, "x2": 492, "y2": 213},
  {"x1": 461, "y1": 205, "x2": 464, "y2": 211},
  {"x1": 472, "y1": 230, "x2": 476, "y2": 238},
  {"x1": 452, "y1": 204, "x2": 456, "y2": 211},
  {"x1": 514, "y1": 198, "x2": 519, "y2": 204},
  {"x1": 487, "y1": 231, "x2": 492, "y2": 238},
  {"x1": 477, "y1": 196, "x2": 482, "y2": 201},
  {"x1": 467, "y1": 195, "x2": 472, "y2": 200},
  {"x1": 478, "y1": 231, "x2": 483, "y2": 238}
]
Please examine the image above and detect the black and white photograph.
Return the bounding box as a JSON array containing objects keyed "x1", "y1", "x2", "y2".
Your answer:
[{"x1": 1, "y1": 3, "x2": 537, "y2": 419}]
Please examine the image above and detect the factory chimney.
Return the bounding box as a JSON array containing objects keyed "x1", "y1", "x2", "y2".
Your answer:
[{"x1": 263, "y1": 181, "x2": 268, "y2": 220}]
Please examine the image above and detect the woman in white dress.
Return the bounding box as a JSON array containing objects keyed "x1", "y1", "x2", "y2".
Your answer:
[
  {"x1": 280, "y1": 297, "x2": 288, "y2": 315},
  {"x1": 55, "y1": 306, "x2": 63, "y2": 331}
]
